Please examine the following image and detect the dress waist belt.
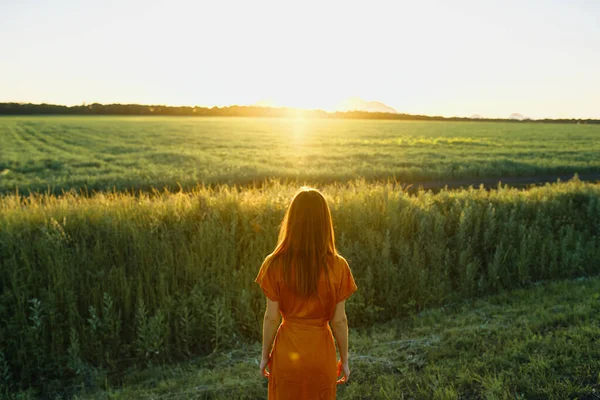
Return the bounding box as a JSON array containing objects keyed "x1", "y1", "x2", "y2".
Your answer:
[{"x1": 281, "y1": 319, "x2": 329, "y2": 330}]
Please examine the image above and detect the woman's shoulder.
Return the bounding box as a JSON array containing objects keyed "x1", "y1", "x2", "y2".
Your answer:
[
  {"x1": 334, "y1": 253, "x2": 347, "y2": 264},
  {"x1": 261, "y1": 253, "x2": 284, "y2": 277},
  {"x1": 331, "y1": 253, "x2": 350, "y2": 273}
]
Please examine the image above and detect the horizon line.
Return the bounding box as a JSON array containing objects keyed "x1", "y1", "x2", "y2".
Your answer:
[{"x1": 1, "y1": 101, "x2": 599, "y2": 122}]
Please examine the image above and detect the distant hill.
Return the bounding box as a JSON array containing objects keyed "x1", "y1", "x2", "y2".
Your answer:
[
  {"x1": 252, "y1": 99, "x2": 274, "y2": 108},
  {"x1": 470, "y1": 114, "x2": 483, "y2": 119},
  {"x1": 509, "y1": 113, "x2": 529, "y2": 121},
  {"x1": 336, "y1": 97, "x2": 398, "y2": 114}
]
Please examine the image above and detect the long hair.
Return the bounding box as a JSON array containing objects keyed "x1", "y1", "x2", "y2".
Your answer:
[{"x1": 261, "y1": 187, "x2": 338, "y2": 297}]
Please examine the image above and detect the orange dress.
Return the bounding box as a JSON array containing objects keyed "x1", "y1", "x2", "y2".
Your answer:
[{"x1": 255, "y1": 255, "x2": 358, "y2": 400}]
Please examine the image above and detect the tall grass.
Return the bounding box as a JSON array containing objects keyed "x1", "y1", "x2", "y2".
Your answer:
[{"x1": 1, "y1": 178, "x2": 599, "y2": 395}]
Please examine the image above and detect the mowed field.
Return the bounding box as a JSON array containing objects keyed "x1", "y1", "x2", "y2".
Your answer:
[{"x1": 1, "y1": 116, "x2": 600, "y2": 194}]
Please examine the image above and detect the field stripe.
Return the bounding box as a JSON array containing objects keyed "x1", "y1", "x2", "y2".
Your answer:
[
  {"x1": 10, "y1": 124, "x2": 47, "y2": 157},
  {"x1": 19, "y1": 121, "x2": 79, "y2": 157}
]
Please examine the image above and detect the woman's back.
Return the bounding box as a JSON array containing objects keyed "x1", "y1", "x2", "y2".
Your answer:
[
  {"x1": 256, "y1": 254, "x2": 357, "y2": 399},
  {"x1": 258, "y1": 254, "x2": 356, "y2": 325}
]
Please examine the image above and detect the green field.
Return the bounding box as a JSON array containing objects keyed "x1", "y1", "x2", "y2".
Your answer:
[
  {"x1": 1, "y1": 116, "x2": 599, "y2": 194},
  {"x1": 2, "y1": 116, "x2": 600, "y2": 398}
]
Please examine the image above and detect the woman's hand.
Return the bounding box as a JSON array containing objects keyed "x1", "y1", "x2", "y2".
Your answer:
[
  {"x1": 336, "y1": 359, "x2": 350, "y2": 384},
  {"x1": 259, "y1": 356, "x2": 271, "y2": 378}
]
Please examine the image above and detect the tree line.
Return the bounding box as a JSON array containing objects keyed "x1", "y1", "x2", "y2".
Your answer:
[{"x1": 0, "y1": 102, "x2": 598, "y2": 123}]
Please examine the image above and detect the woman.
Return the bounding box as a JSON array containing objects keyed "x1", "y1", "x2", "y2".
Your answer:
[{"x1": 255, "y1": 187, "x2": 358, "y2": 399}]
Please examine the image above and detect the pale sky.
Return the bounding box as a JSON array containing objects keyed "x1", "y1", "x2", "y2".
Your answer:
[{"x1": 1, "y1": 0, "x2": 599, "y2": 119}]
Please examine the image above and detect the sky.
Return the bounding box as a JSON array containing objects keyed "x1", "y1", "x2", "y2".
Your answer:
[{"x1": 1, "y1": 0, "x2": 599, "y2": 119}]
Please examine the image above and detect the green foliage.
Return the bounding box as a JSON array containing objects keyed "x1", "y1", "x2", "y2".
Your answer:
[
  {"x1": 0, "y1": 351, "x2": 13, "y2": 396},
  {"x1": 66, "y1": 329, "x2": 84, "y2": 376},
  {"x1": 209, "y1": 298, "x2": 235, "y2": 353},
  {"x1": 1, "y1": 116, "x2": 600, "y2": 194},
  {"x1": 0, "y1": 179, "x2": 600, "y2": 396},
  {"x1": 133, "y1": 299, "x2": 168, "y2": 366}
]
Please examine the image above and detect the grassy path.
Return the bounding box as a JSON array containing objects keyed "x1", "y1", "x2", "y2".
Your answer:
[{"x1": 72, "y1": 275, "x2": 600, "y2": 400}]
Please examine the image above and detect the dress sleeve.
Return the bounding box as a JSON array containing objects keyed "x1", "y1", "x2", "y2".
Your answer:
[
  {"x1": 337, "y1": 257, "x2": 358, "y2": 303},
  {"x1": 254, "y1": 258, "x2": 280, "y2": 302}
]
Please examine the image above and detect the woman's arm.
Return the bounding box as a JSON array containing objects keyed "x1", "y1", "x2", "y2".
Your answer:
[
  {"x1": 260, "y1": 297, "x2": 281, "y2": 376},
  {"x1": 330, "y1": 300, "x2": 351, "y2": 383}
]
